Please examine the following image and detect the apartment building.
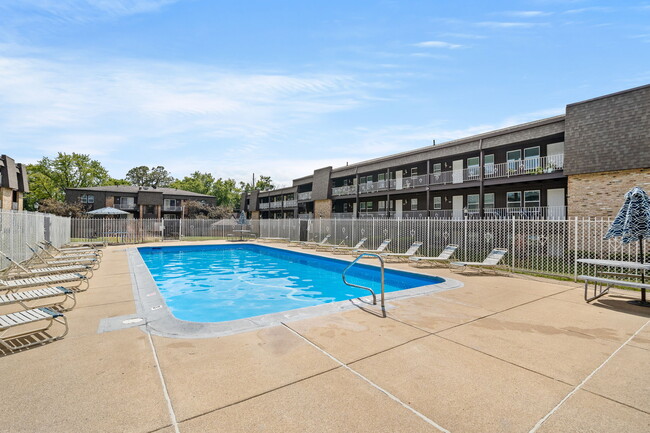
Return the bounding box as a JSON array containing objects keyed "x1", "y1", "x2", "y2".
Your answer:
[
  {"x1": 66, "y1": 185, "x2": 216, "y2": 219},
  {"x1": 242, "y1": 84, "x2": 650, "y2": 220},
  {"x1": 0, "y1": 154, "x2": 29, "y2": 211}
]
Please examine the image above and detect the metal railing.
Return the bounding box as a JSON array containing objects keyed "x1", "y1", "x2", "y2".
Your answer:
[
  {"x1": 283, "y1": 200, "x2": 297, "y2": 207},
  {"x1": 114, "y1": 203, "x2": 137, "y2": 210},
  {"x1": 342, "y1": 253, "x2": 385, "y2": 312},
  {"x1": 297, "y1": 191, "x2": 312, "y2": 201},
  {"x1": 269, "y1": 201, "x2": 283, "y2": 209},
  {"x1": 391, "y1": 174, "x2": 428, "y2": 190},
  {"x1": 259, "y1": 202, "x2": 270, "y2": 209},
  {"x1": 359, "y1": 180, "x2": 390, "y2": 194},
  {"x1": 163, "y1": 205, "x2": 182, "y2": 212},
  {"x1": 332, "y1": 185, "x2": 357, "y2": 196},
  {"x1": 485, "y1": 154, "x2": 564, "y2": 179}
]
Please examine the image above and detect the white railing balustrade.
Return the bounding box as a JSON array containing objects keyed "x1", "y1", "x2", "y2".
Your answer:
[
  {"x1": 114, "y1": 203, "x2": 137, "y2": 210},
  {"x1": 484, "y1": 154, "x2": 564, "y2": 179},
  {"x1": 269, "y1": 201, "x2": 283, "y2": 209},
  {"x1": 163, "y1": 206, "x2": 182, "y2": 212},
  {"x1": 297, "y1": 191, "x2": 312, "y2": 201},
  {"x1": 332, "y1": 185, "x2": 357, "y2": 196},
  {"x1": 258, "y1": 202, "x2": 269, "y2": 209},
  {"x1": 283, "y1": 200, "x2": 297, "y2": 207}
]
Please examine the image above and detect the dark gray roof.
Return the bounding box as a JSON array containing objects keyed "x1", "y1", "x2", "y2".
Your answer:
[{"x1": 66, "y1": 185, "x2": 214, "y2": 198}]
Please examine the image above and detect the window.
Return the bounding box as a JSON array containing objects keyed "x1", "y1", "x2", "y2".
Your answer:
[
  {"x1": 433, "y1": 196, "x2": 442, "y2": 210},
  {"x1": 467, "y1": 157, "x2": 480, "y2": 178},
  {"x1": 484, "y1": 193, "x2": 495, "y2": 209},
  {"x1": 467, "y1": 194, "x2": 479, "y2": 211},
  {"x1": 366, "y1": 201, "x2": 373, "y2": 211},
  {"x1": 411, "y1": 167, "x2": 418, "y2": 177},
  {"x1": 163, "y1": 214, "x2": 177, "y2": 219},
  {"x1": 378, "y1": 173, "x2": 385, "y2": 181},
  {"x1": 484, "y1": 154, "x2": 495, "y2": 175},
  {"x1": 411, "y1": 198, "x2": 418, "y2": 210},
  {"x1": 524, "y1": 190, "x2": 540, "y2": 208},
  {"x1": 507, "y1": 191, "x2": 521, "y2": 208},
  {"x1": 524, "y1": 146, "x2": 540, "y2": 170},
  {"x1": 432, "y1": 163, "x2": 442, "y2": 177},
  {"x1": 360, "y1": 201, "x2": 366, "y2": 211},
  {"x1": 378, "y1": 200, "x2": 386, "y2": 211},
  {"x1": 80, "y1": 194, "x2": 95, "y2": 204},
  {"x1": 116, "y1": 196, "x2": 134, "y2": 209},
  {"x1": 507, "y1": 150, "x2": 521, "y2": 172}
]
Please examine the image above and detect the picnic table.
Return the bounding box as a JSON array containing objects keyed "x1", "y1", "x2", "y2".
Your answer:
[
  {"x1": 228, "y1": 229, "x2": 256, "y2": 242},
  {"x1": 577, "y1": 258, "x2": 650, "y2": 305}
]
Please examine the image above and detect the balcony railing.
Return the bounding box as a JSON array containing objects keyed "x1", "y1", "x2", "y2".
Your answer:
[
  {"x1": 259, "y1": 202, "x2": 270, "y2": 210},
  {"x1": 269, "y1": 201, "x2": 283, "y2": 209},
  {"x1": 332, "y1": 185, "x2": 357, "y2": 196},
  {"x1": 359, "y1": 180, "x2": 390, "y2": 194},
  {"x1": 114, "y1": 203, "x2": 136, "y2": 210},
  {"x1": 358, "y1": 211, "x2": 389, "y2": 219},
  {"x1": 391, "y1": 174, "x2": 428, "y2": 190},
  {"x1": 485, "y1": 154, "x2": 564, "y2": 179},
  {"x1": 297, "y1": 191, "x2": 312, "y2": 201},
  {"x1": 163, "y1": 205, "x2": 182, "y2": 212},
  {"x1": 283, "y1": 199, "x2": 297, "y2": 207},
  {"x1": 332, "y1": 212, "x2": 355, "y2": 219},
  {"x1": 483, "y1": 206, "x2": 567, "y2": 220},
  {"x1": 298, "y1": 213, "x2": 313, "y2": 219}
]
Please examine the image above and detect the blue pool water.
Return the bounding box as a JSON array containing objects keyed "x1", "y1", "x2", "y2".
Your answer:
[{"x1": 138, "y1": 244, "x2": 444, "y2": 323}]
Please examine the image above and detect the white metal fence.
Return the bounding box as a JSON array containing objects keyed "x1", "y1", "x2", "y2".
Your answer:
[
  {"x1": 66, "y1": 216, "x2": 649, "y2": 280},
  {"x1": 0, "y1": 210, "x2": 71, "y2": 270}
]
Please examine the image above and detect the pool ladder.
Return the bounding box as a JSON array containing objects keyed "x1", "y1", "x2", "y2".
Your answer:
[{"x1": 341, "y1": 253, "x2": 385, "y2": 315}]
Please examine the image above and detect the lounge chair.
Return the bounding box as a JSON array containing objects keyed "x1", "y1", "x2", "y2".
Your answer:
[
  {"x1": 257, "y1": 237, "x2": 290, "y2": 243},
  {"x1": 299, "y1": 234, "x2": 331, "y2": 249},
  {"x1": 0, "y1": 286, "x2": 76, "y2": 311},
  {"x1": 0, "y1": 307, "x2": 69, "y2": 353},
  {"x1": 353, "y1": 239, "x2": 392, "y2": 256},
  {"x1": 0, "y1": 273, "x2": 89, "y2": 293},
  {"x1": 35, "y1": 243, "x2": 100, "y2": 260},
  {"x1": 0, "y1": 250, "x2": 93, "y2": 279},
  {"x1": 25, "y1": 244, "x2": 100, "y2": 269},
  {"x1": 41, "y1": 241, "x2": 103, "y2": 258},
  {"x1": 380, "y1": 241, "x2": 423, "y2": 262},
  {"x1": 409, "y1": 244, "x2": 459, "y2": 267},
  {"x1": 449, "y1": 248, "x2": 508, "y2": 274},
  {"x1": 330, "y1": 238, "x2": 368, "y2": 255}
]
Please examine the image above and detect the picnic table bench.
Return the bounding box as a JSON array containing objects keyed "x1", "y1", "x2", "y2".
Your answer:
[{"x1": 577, "y1": 259, "x2": 650, "y2": 303}]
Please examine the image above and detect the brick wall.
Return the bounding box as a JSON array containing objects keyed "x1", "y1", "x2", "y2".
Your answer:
[
  {"x1": 314, "y1": 199, "x2": 332, "y2": 218},
  {"x1": 565, "y1": 84, "x2": 650, "y2": 175},
  {"x1": 567, "y1": 168, "x2": 650, "y2": 218}
]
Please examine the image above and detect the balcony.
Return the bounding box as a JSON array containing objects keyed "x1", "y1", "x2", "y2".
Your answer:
[
  {"x1": 114, "y1": 203, "x2": 136, "y2": 210},
  {"x1": 332, "y1": 212, "x2": 355, "y2": 219},
  {"x1": 258, "y1": 202, "x2": 270, "y2": 210},
  {"x1": 483, "y1": 206, "x2": 567, "y2": 220},
  {"x1": 332, "y1": 185, "x2": 357, "y2": 196},
  {"x1": 359, "y1": 180, "x2": 390, "y2": 194},
  {"x1": 283, "y1": 199, "x2": 297, "y2": 207},
  {"x1": 484, "y1": 154, "x2": 564, "y2": 179},
  {"x1": 392, "y1": 174, "x2": 428, "y2": 190},
  {"x1": 269, "y1": 201, "x2": 283, "y2": 209},
  {"x1": 298, "y1": 213, "x2": 313, "y2": 219},
  {"x1": 163, "y1": 205, "x2": 182, "y2": 212},
  {"x1": 358, "y1": 211, "x2": 389, "y2": 219},
  {"x1": 297, "y1": 191, "x2": 312, "y2": 201}
]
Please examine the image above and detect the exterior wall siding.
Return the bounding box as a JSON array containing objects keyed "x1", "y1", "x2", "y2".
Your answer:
[
  {"x1": 567, "y1": 168, "x2": 650, "y2": 218},
  {"x1": 314, "y1": 199, "x2": 332, "y2": 218}
]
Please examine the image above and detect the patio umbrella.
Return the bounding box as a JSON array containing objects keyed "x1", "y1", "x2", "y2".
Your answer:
[
  {"x1": 603, "y1": 186, "x2": 650, "y2": 303},
  {"x1": 238, "y1": 211, "x2": 247, "y2": 226},
  {"x1": 86, "y1": 207, "x2": 129, "y2": 216}
]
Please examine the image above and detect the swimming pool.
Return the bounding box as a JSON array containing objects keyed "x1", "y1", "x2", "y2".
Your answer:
[{"x1": 138, "y1": 244, "x2": 445, "y2": 323}]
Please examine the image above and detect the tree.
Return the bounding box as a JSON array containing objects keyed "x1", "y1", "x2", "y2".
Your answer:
[
  {"x1": 184, "y1": 201, "x2": 233, "y2": 219},
  {"x1": 170, "y1": 172, "x2": 215, "y2": 196},
  {"x1": 125, "y1": 166, "x2": 174, "y2": 188},
  {"x1": 213, "y1": 178, "x2": 241, "y2": 208},
  {"x1": 37, "y1": 198, "x2": 86, "y2": 217},
  {"x1": 239, "y1": 175, "x2": 275, "y2": 192},
  {"x1": 27, "y1": 152, "x2": 110, "y2": 203},
  {"x1": 103, "y1": 177, "x2": 131, "y2": 186}
]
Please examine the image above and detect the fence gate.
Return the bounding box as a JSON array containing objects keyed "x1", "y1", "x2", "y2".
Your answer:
[{"x1": 162, "y1": 219, "x2": 180, "y2": 240}]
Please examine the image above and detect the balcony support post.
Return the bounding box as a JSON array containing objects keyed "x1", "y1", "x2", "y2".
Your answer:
[
  {"x1": 426, "y1": 159, "x2": 431, "y2": 215},
  {"x1": 478, "y1": 138, "x2": 485, "y2": 218}
]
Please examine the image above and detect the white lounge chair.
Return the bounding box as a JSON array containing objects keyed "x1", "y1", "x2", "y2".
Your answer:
[
  {"x1": 0, "y1": 286, "x2": 76, "y2": 311},
  {"x1": 257, "y1": 237, "x2": 290, "y2": 243},
  {"x1": 0, "y1": 273, "x2": 89, "y2": 293},
  {"x1": 41, "y1": 241, "x2": 103, "y2": 258},
  {"x1": 0, "y1": 250, "x2": 93, "y2": 279},
  {"x1": 330, "y1": 238, "x2": 368, "y2": 255},
  {"x1": 409, "y1": 244, "x2": 459, "y2": 267},
  {"x1": 353, "y1": 239, "x2": 392, "y2": 257},
  {"x1": 26, "y1": 244, "x2": 100, "y2": 269},
  {"x1": 300, "y1": 234, "x2": 332, "y2": 249},
  {"x1": 449, "y1": 248, "x2": 508, "y2": 274},
  {"x1": 0, "y1": 307, "x2": 69, "y2": 353},
  {"x1": 35, "y1": 243, "x2": 100, "y2": 261},
  {"x1": 380, "y1": 241, "x2": 423, "y2": 262}
]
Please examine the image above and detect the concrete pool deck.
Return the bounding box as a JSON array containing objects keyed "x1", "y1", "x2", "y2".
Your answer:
[{"x1": 1, "y1": 241, "x2": 649, "y2": 432}]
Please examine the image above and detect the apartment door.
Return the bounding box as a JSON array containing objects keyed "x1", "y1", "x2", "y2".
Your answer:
[
  {"x1": 395, "y1": 170, "x2": 403, "y2": 190},
  {"x1": 547, "y1": 188, "x2": 566, "y2": 220},
  {"x1": 452, "y1": 160, "x2": 463, "y2": 184},
  {"x1": 452, "y1": 195, "x2": 463, "y2": 220},
  {"x1": 395, "y1": 199, "x2": 403, "y2": 218},
  {"x1": 547, "y1": 142, "x2": 565, "y2": 169}
]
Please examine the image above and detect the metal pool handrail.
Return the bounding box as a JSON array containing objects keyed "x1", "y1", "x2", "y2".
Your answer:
[{"x1": 341, "y1": 253, "x2": 385, "y2": 312}]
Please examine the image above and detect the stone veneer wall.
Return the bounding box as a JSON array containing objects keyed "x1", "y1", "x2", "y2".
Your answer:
[
  {"x1": 567, "y1": 168, "x2": 650, "y2": 218},
  {"x1": 1, "y1": 188, "x2": 12, "y2": 210},
  {"x1": 251, "y1": 211, "x2": 260, "y2": 220},
  {"x1": 314, "y1": 199, "x2": 332, "y2": 219}
]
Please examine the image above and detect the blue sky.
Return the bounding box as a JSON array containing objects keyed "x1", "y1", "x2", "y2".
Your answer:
[{"x1": 1, "y1": 1, "x2": 649, "y2": 187}]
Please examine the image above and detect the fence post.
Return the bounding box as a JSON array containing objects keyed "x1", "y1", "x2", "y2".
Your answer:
[
  {"x1": 574, "y1": 216, "x2": 579, "y2": 282},
  {"x1": 511, "y1": 216, "x2": 516, "y2": 271},
  {"x1": 463, "y1": 216, "x2": 468, "y2": 262}
]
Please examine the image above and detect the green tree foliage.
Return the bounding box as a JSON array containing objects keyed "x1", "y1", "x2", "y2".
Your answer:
[
  {"x1": 125, "y1": 165, "x2": 174, "y2": 188},
  {"x1": 103, "y1": 177, "x2": 131, "y2": 186},
  {"x1": 239, "y1": 175, "x2": 275, "y2": 192},
  {"x1": 26, "y1": 152, "x2": 110, "y2": 203},
  {"x1": 213, "y1": 178, "x2": 241, "y2": 208},
  {"x1": 184, "y1": 200, "x2": 233, "y2": 219},
  {"x1": 36, "y1": 198, "x2": 86, "y2": 217},
  {"x1": 170, "y1": 171, "x2": 215, "y2": 196}
]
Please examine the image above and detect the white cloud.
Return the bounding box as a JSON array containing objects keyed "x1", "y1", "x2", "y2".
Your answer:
[
  {"x1": 501, "y1": 11, "x2": 553, "y2": 18},
  {"x1": 478, "y1": 21, "x2": 547, "y2": 28},
  {"x1": 439, "y1": 32, "x2": 486, "y2": 40},
  {"x1": 413, "y1": 40, "x2": 464, "y2": 49}
]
